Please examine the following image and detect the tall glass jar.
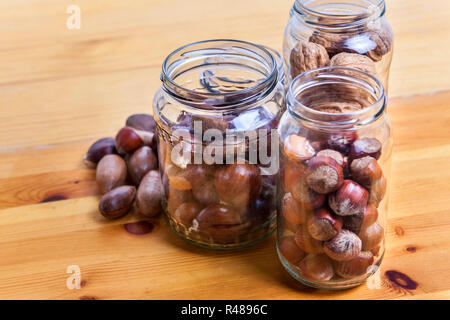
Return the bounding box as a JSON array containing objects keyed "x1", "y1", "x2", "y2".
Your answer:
[
  {"x1": 283, "y1": 0, "x2": 393, "y2": 90},
  {"x1": 277, "y1": 67, "x2": 392, "y2": 289},
  {"x1": 153, "y1": 40, "x2": 284, "y2": 249}
]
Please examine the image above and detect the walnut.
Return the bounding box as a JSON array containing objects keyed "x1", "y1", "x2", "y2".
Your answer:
[
  {"x1": 330, "y1": 52, "x2": 376, "y2": 76},
  {"x1": 289, "y1": 42, "x2": 330, "y2": 79},
  {"x1": 308, "y1": 99, "x2": 363, "y2": 113},
  {"x1": 366, "y1": 26, "x2": 393, "y2": 62},
  {"x1": 309, "y1": 31, "x2": 350, "y2": 58}
]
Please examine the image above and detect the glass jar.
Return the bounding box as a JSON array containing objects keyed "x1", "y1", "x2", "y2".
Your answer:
[
  {"x1": 153, "y1": 40, "x2": 284, "y2": 249},
  {"x1": 283, "y1": 0, "x2": 393, "y2": 90},
  {"x1": 277, "y1": 67, "x2": 392, "y2": 289},
  {"x1": 263, "y1": 45, "x2": 286, "y2": 90}
]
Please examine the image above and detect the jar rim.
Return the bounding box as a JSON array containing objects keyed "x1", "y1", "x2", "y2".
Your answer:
[
  {"x1": 261, "y1": 45, "x2": 286, "y2": 84},
  {"x1": 160, "y1": 39, "x2": 278, "y2": 110},
  {"x1": 287, "y1": 66, "x2": 386, "y2": 128},
  {"x1": 293, "y1": 0, "x2": 385, "y2": 28}
]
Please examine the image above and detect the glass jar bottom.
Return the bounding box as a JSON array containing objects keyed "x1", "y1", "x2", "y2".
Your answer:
[
  {"x1": 277, "y1": 246, "x2": 384, "y2": 290},
  {"x1": 165, "y1": 213, "x2": 276, "y2": 250}
]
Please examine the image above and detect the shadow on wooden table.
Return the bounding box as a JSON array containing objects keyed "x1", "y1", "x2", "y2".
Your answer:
[{"x1": 159, "y1": 223, "x2": 357, "y2": 298}]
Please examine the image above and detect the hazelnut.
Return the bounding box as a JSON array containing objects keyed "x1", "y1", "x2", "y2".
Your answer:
[
  {"x1": 283, "y1": 134, "x2": 316, "y2": 163},
  {"x1": 136, "y1": 170, "x2": 162, "y2": 218},
  {"x1": 359, "y1": 221, "x2": 384, "y2": 251},
  {"x1": 290, "y1": 179, "x2": 326, "y2": 211},
  {"x1": 195, "y1": 204, "x2": 244, "y2": 228},
  {"x1": 289, "y1": 42, "x2": 330, "y2": 79},
  {"x1": 316, "y1": 149, "x2": 345, "y2": 167},
  {"x1": 83, "y1": 137, "x2": 117, "y2": 167},
  {"x1": 115, "y1": 126, "x2": 155, "y2": 155},
  {"x1": 281, "y1": 192, "x2": 308, "y2": 226},
  {"x1": 174, "y1": 202, "x2": 202, "y2": 228},
  {"x1": 183, "y1": 164, "x2": 215, "y2": 186},
  {"x1": 127, "y1": 146, "x2": 158, "y2": 185},
  {"x1": 350, "y1": 156, "x2": 382, "y2": 189},
  {"x1": 166, "y1": 164, "x2": 193, "y2": 191},
  {"x1": 328, "y1": 180, "x2": 369, "y2": 216},
  {"x1": 214, "y1": 164, "x2": 261, "y2": 207},
  {"x1": 201, "y1": 223, "x2": 250, "y2": 245},
  {"x1": 283, "y1": 160, "x2": 306, "y2": 191},
  {"x1": 247, "y1": 187, "x2": 275, "y2": 223},
  {"x1": 279, "y1": 236, "x2": 306, "y2": 265},
  {"x1": 343, "y1": 204, "x2": 379, "y2": 234},
  {"x1": 99, "y1": 185, "x2": 136, "y2": 219},
  {"x1": 305, "y1": 155, "x2": 344, "y2": 194},
  {"x1": 194, "y1": 204, "x2": 248, "y2": 244},
  {"x1": 307, "y1": 208, "x2": 343, "y2": 241},
  {"x1": 309, "y1": 130, "x2": 358, "y2": 155},
  {"x1": 368, "y1": 175, "x2": 387, "y2": 208},
  {"x1": 294, "y1": 225, "x2": 324, "y2": 254},
  {"x1": 335, "y1": 251, "x2": 374, "y2": 279},
  {"x1": 325, "y1": 131, "x2": 358, "y2": 155},
  {"x1": 284, "y1": 163, "x2": 325, "y2": 210},
  {"x1": 308, "y1": 100, "x2": 363, "y2": 114},
  {"x1": 298, "y1": 254, "x2": 334, "y2": 282},
  {"x1": 349, "y1": 137, "x2": 382, "y2": 162},
  {"x1": 167, "y1": 187, "x2": 194, "y2": 216},
  {"x1": 96, "y1": 154, "x2": 127, "y2": 194},
  {"x1": 192, "y1": 181, "x2": 220, "y2": 206},
  {"x1": 190, "y1": 114, "x2": 233, "y2": 133},
  {"x1": 323, "y1": 229, "x2": 362, "y2": 261},
  {"x1": 330, "y1": 52, "x2": 376, "y2": 76},
  {"x1": 125, "y1": 113, "x2": 156, "y2": 133}
]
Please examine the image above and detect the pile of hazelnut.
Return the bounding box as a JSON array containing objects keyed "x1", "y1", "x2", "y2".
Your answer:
[
  {"x1": 289, "y1": 22, "x2": 393, "y2": 83},
  {"x1": 83, "y1": 114, "x2": 163, "y2": 220},
  {"x1": 156, "y1": 114, "x2": 277, "y2": 248},
  {"x1": 278, "y1": 132, "x2": 386, "y2": 283},
  {"x1": 161, "y1": 151, "x2": 276, "y2": 247}
]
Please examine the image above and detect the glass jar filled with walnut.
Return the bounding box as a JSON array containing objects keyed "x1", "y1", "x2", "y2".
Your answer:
[
  {"x1": 283, "y1": 0, "x2": 393, "y2": 90},
  {"x1": 153, "y1": 40, "x2": 284, "y2": 249},
  {"x1": 277, "y1": 67, "x2": 392, "y2": 289}
]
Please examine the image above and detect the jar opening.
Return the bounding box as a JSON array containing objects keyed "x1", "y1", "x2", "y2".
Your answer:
[
  {"x1": 161, "y1": 39, "x2": 278, "y2": 109},
  {"x1": 294, "y1": 0, "x2": 385, "y2": 29},
  {"x1": 287, "y1": 67, "x2": 385, "y2": 128}
]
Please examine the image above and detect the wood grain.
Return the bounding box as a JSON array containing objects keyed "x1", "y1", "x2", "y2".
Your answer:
[{"x1": 0, "y1": 0, "x2": 449, "y2": 300}]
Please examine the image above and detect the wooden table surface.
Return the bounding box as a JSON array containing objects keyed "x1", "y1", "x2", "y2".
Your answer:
[{"x1": 0, "y1": 0, "x2": 449, "y2": 300}]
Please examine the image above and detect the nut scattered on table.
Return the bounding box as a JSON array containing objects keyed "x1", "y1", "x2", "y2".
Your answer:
[
  {"x1": 84, "y1": 113, "x2": 163, "y2": 221},
  {"x1": 136, "y1": 170, "x2": 163, "y2": 218},
  {"x1": 99, "y1": 185, "x2": 136, "y2": 219},
  {"x1": 96, "y1": 154, "x2": 127, "y2": 194},
  {"x1": 127, "y1": 146, "x2": 158, "y2": 185},
  {"x1": 83, "y1": 137, "x2": 117, "y2": 168}
]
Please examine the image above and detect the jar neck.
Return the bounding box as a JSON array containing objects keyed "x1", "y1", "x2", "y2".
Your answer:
[
  {"x1": 287, "y1": 67, "x2": 386, "y2": 130},
  {"x1": 160, "y1": 39, "x2": 278, "y2": 113},
  {"x1": 292, "y1": 0, "x2": 385, "y2": 30}
]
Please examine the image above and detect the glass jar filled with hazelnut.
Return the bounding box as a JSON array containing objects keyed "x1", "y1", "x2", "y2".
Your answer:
[
  {"x1": 153, "y1": 40, "x2": 284, "y2": 249},
  {"x1": 283, "y1": 0, "x2": 393, "y2": 90},
  {"x1": 277, "y1": 67, "x2": 392, "y2": 289}
]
